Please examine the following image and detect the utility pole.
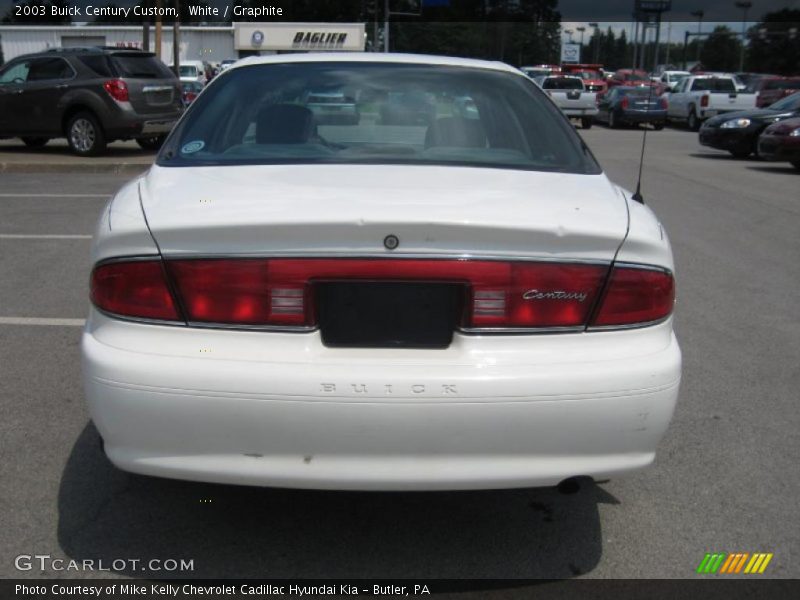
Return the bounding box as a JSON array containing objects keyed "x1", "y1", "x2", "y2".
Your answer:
[
  {"x1": 172, "y1": 0, "x2": 181, "y2": 77},
  {"x1": 691, "y1": 9, "x2": 704, "y2": 62},
  {"x1": 632, "y1": 19, "x2": 639, "y2": 68},
  {"x1": 735, "y1": 1, "x2": 752, "y2": 72},
  {"x1": 384, "y1": 0, "x2": 389, "y2": 52},
  {"x1": 665, "y1": 20, "x2": 671, "y2": 67},
  {"x1": 577, "y1": 26, "x2": 586, "y2": 61},
  {"x1": 141, "y1": 1, "x2": 150, "y2": 52},
  {"x1": 589, "y1": 22, "x2": 600, "y2": 63},
  {"x1": 155, "y1": 0, "x2": 163, "y2": 60}
]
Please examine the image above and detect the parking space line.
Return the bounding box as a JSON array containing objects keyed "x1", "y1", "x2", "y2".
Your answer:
[
  {"x1": 0, "y1": 234, "x2": 92, "y2": 239},
  {"x1": 0, "y1": 193, "x2": 111, "y2": 198},
  {"x1": 0, "y1": 317, "x2": 85, "y2": 327}
]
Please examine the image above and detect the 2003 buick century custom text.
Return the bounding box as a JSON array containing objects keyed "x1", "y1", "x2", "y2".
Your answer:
[{"x1": 82, "y1": 53, "x2": 681, "y2": 491}]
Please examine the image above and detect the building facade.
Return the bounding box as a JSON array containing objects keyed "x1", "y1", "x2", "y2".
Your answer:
[{"x1": 0, "y1": 23, "x2": 366, "y2": 65}]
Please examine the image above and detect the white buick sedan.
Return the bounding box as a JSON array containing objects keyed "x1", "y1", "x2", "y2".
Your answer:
[{"x1": 82, "y1": 54, "x2": 680, "y2": 491}]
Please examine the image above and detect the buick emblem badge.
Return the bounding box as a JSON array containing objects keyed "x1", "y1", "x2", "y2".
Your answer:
[{"x1": 383, "y1": 234, "x2": 399, "y2": 250}]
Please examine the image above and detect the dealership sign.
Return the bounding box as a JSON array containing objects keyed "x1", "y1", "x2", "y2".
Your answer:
[
  {"x1": 234, "y1": 23, "x2": 365, "y2": 51},
  {"x1": 561, "y1": 43, "x2": 581, "y2": 63}
]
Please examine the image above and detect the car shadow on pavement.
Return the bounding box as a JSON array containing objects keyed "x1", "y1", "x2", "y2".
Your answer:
[
  {"x1": 57, "y1": 423, "x2": 617, "y2": 580},
  {"x1": 745, "y1": 164, "x2": 800, "y2": 175},
  {"x1": 688, "y1": 152, "x2": 752, "y2": 161},
  {"x1": 0, "y1": 141, "x2": 154, "y2": 157}
]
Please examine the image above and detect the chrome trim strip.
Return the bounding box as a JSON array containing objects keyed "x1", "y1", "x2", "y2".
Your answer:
[
  {"x1": 159, "y1": 252, "x2": 614, "y2": 266},
  {"x1": 586, "y1": 315, "x2": 672, "y2": 332}
]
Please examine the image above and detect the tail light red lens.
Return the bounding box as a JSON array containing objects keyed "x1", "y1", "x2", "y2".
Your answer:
[
  {"x1": 591, "y1": 267, "x2": 675, "y2": 326},
  {"x1": 700, "y1": 94, "x2": 709, "y2": 108},
  {"x1": 103, "y1": 79, "x2": 129, "y2": 103},
  {"x1": 91, "y1": 260, "x2": 179, "y2": 321},
  {"x1": 660, "y1": 97, "x2": 669, "y2": 109},
  {"x1": 621, "y1": 96, "x2": 629, "y2": 109},
  {"x1": 90, "y1": 258, "x2": 674, "y2": 330}
]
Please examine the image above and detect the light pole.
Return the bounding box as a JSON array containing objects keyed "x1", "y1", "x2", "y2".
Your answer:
[
  {"x1": 735, "y1": 1, "x2": 752, "y2": 72},
  {"x1": 690, "y1": 9, "x2": 704, "y2": 63},
  {"x1": 576, "y1": 26, "x2": 586, "y2": 61},
  {"x1": 565, "y1": 29, "x2": 574, "y2": 44},
  {"x1": 588, "y1": 22, "x2": 599, "y2": 63}
]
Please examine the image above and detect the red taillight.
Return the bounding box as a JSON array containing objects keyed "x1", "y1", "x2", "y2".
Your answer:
[
  {"x1": 91, "y1": 258, "x2": 674, "y2": 330},
  {"x1": 660, "y1": 97, "x2": 669, "y2": 109},
  {"x1": 91, "y1": 260, "x2": 179, "y2": 321},
  {"x1": 103, "y1": 79, "x2": 129, "y2": 103},
  {"x1": 165, "y1": 259, "x2": 608, "y2": 329},
  {"x1": 621, "y1": 96, "x2": 629, "y2": 109},
  {"x1": 591, "y1": 267, "x2": 674, "y2": 327},
  {"x1": 700, "y1": 94, "x2": 709, "y2": 108}
]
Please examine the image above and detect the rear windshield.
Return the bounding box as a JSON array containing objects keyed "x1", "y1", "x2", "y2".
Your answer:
[
  {"x1": 542, "y1": 78, "x2": 583, "y2": 90},
  {"x1": 159, "y1": 62, "x2": 600, "y2": 174},
  {"x1": 691, "y1": 78, "x2": 736, "y2": 93},
  {"x1": 179, "y1": 66, "x2": 199, "y2": 77},
  {"x1": 111, "y1": 54, "x2": 174, "y2": 79},
  {"x1": 622, "y1": 72, "x2": 648, "y2": 82}
]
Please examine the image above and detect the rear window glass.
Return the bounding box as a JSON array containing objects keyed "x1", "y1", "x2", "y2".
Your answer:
[
  {"x1": 179, "y1": 66, "x2": 199, "y2": 77},
  {"x1": 77, "y1": 55, "x2": 114, "y2": 78},
  {"x1": 692, "y1": 78, "x2": 736, "y2": 93},
  {"x1": 542, "y1": 78, "x2": 583, "y2": 90},
  {"x1": 159, "y1": 62, "x2": 601, "y2": 174},
  {"x1": 111, "y1": 54, "x2": 174, "y2": 79}
]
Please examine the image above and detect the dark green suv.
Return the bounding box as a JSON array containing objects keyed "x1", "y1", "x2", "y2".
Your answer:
[{"x1": 0, "y1": 47, "x2": 183, "y2": 156}]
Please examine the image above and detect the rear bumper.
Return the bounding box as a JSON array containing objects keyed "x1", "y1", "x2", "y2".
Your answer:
[
  {"x1": 562, "y1": 107, "x2": 599, "y2": 117},
  {"x1": 104, "y1": 107, "x2": 182, "y2": 139},
  {"x1": 82, "y1": 310, "x2": 681, "y2": 491},
  {"x1": 619, "y1": 109, "x2": 667, "y2": 123}
]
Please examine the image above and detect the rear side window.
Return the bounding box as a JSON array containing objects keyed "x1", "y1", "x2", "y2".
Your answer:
[
  {"x1": 27, "y1": 57, "x2": 73, "y2": 81},
  {"x1": 111, "y1": 54, "x2": 174, "y2": 79},
  {"x1": 77, "y1": 55, "x2": 115, "y2": 78}
]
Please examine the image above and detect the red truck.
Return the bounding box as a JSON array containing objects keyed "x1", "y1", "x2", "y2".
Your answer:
[{"x1": 561, "y1": 63, "x2": 607, "y2": 93}]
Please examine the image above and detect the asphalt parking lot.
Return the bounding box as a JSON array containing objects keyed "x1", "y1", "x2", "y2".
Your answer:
[{"x1": 0, "y1": 126, "x2": 798, "y2": 581}]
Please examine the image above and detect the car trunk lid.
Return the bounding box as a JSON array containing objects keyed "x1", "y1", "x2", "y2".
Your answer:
[{"x1": 140, "y1": 164, "x2": 628, "y2": 260}]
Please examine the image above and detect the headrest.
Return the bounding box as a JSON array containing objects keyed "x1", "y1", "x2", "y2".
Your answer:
[
  {"x1": 255, "y1": 104, "x2": 315, "y2": 144},
  {"x1": 424, "y1": 117, "x2": 487, "y2": 149}
]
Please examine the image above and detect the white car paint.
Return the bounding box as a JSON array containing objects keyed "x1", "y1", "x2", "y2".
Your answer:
[{"x1": 82, "y1": 53, "x2": 681, "y2": 491}]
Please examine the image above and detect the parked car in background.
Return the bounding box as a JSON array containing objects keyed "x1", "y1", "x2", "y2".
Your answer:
[
  {"x1": 181, "y1": 80, "x2": 204, "y2": 106},
  {"x1": 304, "y1": 89, "x2": 360, "y2": 125},
  {"x1": 0, "y1": 47, "x2": 182, "y2": 155},
  {"x1": 219, "y1": 59, "x2": 237, "y2": 72},
  {"x1": 379, "y1": 90, "x2": 437, "y2": 126},
  {"x1": 172, "y1": 60, "x2": 207, "y2": 84},
  {"x1": 699, "y1": 92, "x2": 800, "y2": 158},
  {"x1": 595, "y1": 86, "x2": 667, "y2": 129},
  {"x1": 534, "y1": 75, "x2": 598, "y2": 128},
  {"x1": 665, "y1": 75, "x2": 756, "y2": 131},
  {"x1": 561, "y1": 64, "x2": 607, "y2": 93},
  {"x1": 520, "y1": 64, "x2": 561, "y2": 79},
  {"x1": 755, "y1": 77, "x2": 800, "y2": 108},
  {"x1": 83, "y1": 53, "x2": 680, "y2": 491},
  {"x1": 607, "y1": 69, "x2": 658, "y2": 91},
  {"x1": 658, "y1": 70, "x2": 691, "y2": 91},
  {"x1": 757, "y1": 117, "x2": 800, "y2": 170}
]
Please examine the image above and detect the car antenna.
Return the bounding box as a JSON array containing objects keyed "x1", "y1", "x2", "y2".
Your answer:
[{"x1": 631, "y1": 79, "x2": 655, "y2": 205}]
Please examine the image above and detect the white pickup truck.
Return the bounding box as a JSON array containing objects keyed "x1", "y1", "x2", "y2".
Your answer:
[
  {"x1": 534, "y1": 76, "x2": 598, "y2": 129},
  {"x1": 665, "y1": 75, "x2": 756, "y2": 130}
]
